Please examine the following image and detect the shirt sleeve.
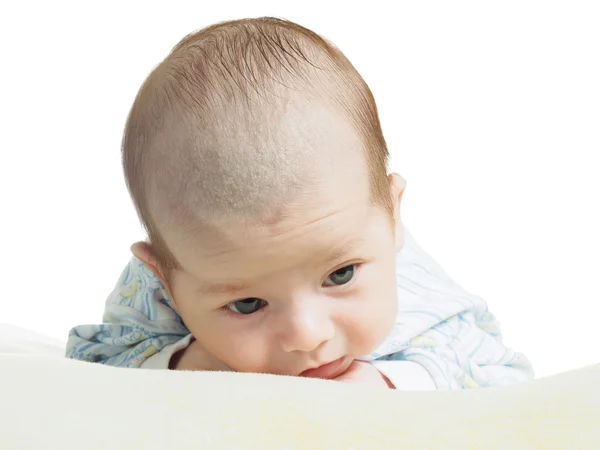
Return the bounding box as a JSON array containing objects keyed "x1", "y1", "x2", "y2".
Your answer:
[
  {"x1": 377, "y1": 310, "x2": 534, "y2": 390},
  {"x1": 65, "y1": 258, "x2": 190, "y2": 368}
]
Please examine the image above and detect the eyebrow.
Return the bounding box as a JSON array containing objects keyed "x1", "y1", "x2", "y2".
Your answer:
[
  {"x1": 196, "y1": 237, "x2": 366, "y2": 296},
  {"x1": 322, "y1": 237, "x2": 366, "y2": 264},
  {"x1": 196, "y1": 282, "x2": 250, "y2": 296}
]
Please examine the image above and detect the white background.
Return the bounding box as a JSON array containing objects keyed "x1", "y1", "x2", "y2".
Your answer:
[{"x1": 1, "y1": 1, "x2": 598, "y2": 378}]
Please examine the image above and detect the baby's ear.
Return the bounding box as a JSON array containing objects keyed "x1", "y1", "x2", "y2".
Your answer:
[
  {"x1": 130, "y1": 241, "x2": 178, "y2": 309},
  {"x1": 130, "y1": 241, "x2": 163, "y2": 281},
  {"x1": 387, "y1": 173, "x2": 407, "y2": 250}
]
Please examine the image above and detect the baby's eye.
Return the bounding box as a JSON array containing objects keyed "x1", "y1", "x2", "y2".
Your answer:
[
  {"x1": 226, "y1": 298, "x2": 266, "y2": 315},
  {"x1": 323, "y1": 264, "x2": 356, "y2": 287}
]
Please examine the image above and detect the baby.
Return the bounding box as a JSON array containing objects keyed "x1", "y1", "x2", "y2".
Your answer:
[{"x1": 66, "y1": 17, "x2": 533, "y2": 390}]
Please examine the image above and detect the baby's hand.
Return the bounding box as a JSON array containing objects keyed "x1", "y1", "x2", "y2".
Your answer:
[
  {"x1": 333, "y1": 360, "x2": 394, "y2": 389},
  {"x1": 170, "y1": 338, "x2": 231, "y2": 371}
]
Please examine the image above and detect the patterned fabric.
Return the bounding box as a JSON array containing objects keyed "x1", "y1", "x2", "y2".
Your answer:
[{"x1": 66, "y1": 226, "x2": 533, "y2": 389}]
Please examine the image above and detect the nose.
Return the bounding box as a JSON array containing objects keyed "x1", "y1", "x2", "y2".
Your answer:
[{"x1": 278, "y1": 301, "x2": 335, "y2": 353}]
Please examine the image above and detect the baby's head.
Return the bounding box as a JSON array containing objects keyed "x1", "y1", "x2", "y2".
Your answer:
[{"x1": 123, "y1": 17, "x2": 406, "y2": 377}]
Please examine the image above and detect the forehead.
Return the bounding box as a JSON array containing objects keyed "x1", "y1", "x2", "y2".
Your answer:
[
  {"x1": 162, "y1": 93, "x2": 381, "y2": 280},
  {"x1": 169, "y1": 150, "x2": 379, "y2": 283},
  {"x1": 177, "y1": 197, "x2": 382, "y2": 286}
]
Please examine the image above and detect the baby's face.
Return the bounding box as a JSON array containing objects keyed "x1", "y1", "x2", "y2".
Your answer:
[
  {"x1": 147, "y1": 100, "x2": 404, "y2": 378},
  {"x1": 164, "y1": 163, "x2": 403, "y2": 378}
]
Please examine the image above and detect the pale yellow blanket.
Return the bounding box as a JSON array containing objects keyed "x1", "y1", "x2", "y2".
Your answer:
[{"x1": 0, "y1": 354, "x2": 598, "y2": 449}]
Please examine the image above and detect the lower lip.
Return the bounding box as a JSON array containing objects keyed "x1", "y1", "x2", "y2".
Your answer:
[{"x1": 300, "y1": 357, "x2": 346, "y2": 379}]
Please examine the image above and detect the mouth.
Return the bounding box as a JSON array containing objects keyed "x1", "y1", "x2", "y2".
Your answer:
[{"x1": 299, "y1": 356, "x2": 348, "y2": 379}]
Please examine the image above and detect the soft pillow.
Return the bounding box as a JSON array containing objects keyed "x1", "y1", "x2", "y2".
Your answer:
[{"x1": 0, "y1": 353, "x2": 598, "y2": 449}]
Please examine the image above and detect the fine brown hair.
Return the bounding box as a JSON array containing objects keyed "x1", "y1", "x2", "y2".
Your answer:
[{"x1": 122, "y1": 17, "x2": 393, "y2": 279}]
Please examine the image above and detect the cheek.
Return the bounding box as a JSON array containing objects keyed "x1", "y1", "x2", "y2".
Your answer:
[
  {"x1": 170, "y1": 284, "x2": 279, "y2": 373},
  {"x1": 221, "y1": 332, "x2": 272, "y2": 372},
  {"x1": 342, "y1": 262, "x2": 398, "y2": 355},
  {"x1": 185, "y1": 316, "x2": 275, "y2": 372},
  {"x1": 355, "y1": 292, "x2": 397, "y2": 354}
]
